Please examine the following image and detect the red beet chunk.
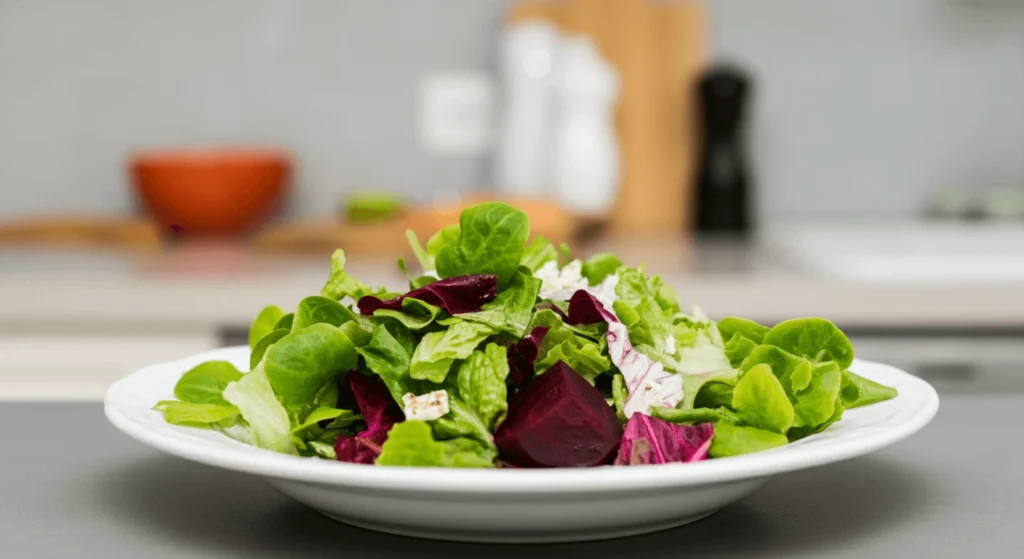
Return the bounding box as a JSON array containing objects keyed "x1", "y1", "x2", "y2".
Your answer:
[{"x1": 495, "y1": 361, "x2": 623, "y2": 468}]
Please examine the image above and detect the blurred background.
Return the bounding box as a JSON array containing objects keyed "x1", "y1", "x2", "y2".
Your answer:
[{"x1": 2, "y1": 0, "x2": 1024, "y2": 400}]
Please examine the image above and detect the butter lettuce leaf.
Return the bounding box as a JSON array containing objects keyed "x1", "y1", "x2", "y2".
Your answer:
[
  {"x1": 377, "y1": 421, "x2": 495, "y2": 468},
  {"x1": 410, "y1": 320, "x2": 496, "y2": 383},
  {"x1": 436, "y1": 202, "x2": 530, "y2": 288},
  {"x1": 732, "y1": 363, "x2": 795, "y2": 434},
  {"x1": 249, "y1": 306, "x2": 285, "y2": 348},
  {"x1": 223, "y1": 365, "x2": 296, "y2": 455},
  {"x1": 709, "y1": 422, "x2": 789, "y2": 458},
  {"x1": 841, "y1": 370, "x2": 898, "y2": 409}
]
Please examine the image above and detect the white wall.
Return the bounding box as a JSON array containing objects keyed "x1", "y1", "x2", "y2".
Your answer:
[{"x1": 1, "y1": 0, "x2": 1023, "y2": 221}]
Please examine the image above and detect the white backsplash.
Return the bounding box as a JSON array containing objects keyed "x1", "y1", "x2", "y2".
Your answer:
[{"x1": 1, "y1": 0, "x2": 1023, "y2": 221}]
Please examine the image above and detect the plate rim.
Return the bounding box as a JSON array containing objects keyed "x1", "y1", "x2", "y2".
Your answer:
[{"x1": 105, "y1": 346, "x2": 939, "y2": 494}]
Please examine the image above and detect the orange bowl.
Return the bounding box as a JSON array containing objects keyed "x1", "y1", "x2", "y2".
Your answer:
[{"x1": 130, "y1": 147, "x2": 292, "y2": 236}]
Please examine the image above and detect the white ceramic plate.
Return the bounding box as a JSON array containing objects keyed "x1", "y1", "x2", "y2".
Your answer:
[{"x1": 105, "y1": 346, "x2": 939, "y2": 543}]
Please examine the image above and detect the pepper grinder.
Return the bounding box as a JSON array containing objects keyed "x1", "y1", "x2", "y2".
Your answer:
[{"x1": 695, "y1": 64, "x2": 753, "y2": 236}]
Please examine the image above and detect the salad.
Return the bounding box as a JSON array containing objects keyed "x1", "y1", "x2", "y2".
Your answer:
[{"x1": 154, "y1": 202, "x2": 897, "y2": 468}]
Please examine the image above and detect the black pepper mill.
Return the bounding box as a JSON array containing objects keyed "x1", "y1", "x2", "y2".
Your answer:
[{"x1": 695, "y1": 64, "x2": 753, "y2": 236}]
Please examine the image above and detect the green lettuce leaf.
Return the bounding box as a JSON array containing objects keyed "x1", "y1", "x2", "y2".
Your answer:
[
  {"x1": 357, "y1": 324, "x2": 421, "y2": 403},
  {"x1": 614, "y1": 296, "x2": 676, "y2": 368},
  {"x1": 289, "y1": 407, "x2": 360, "y2": 435},
  {"x1": 407, "y1": 225, "x2": 461, "y2": 272},
  {"x1": 456, "y1": 268, "x2": 541, "y2": 337},
  {"x1": 530, "y1": 310, "x2": 611, "y2": 383},
  {"x1": 292, "y1": 296, "x2": 359, "y2": 331},
  {"x1": 251, "y1": 329, "x2": 289, "y2": 369},
  {"x1": 673, "y1": 311, "x2": 731, "y2": 374},
  {"x1": 249, "y1": 305, "x2": 285, "y2": 348},
  {"x1": 612, "y1": 372, "x2": 628, "y2": 422},
  {"x1": 373, "y1": 297, "x2": 442, "y2": 330},
  {"x1": 709, "y1": 422, "x2": 789, "y2": 458},
  {"x1": 681, "y1": 369, "x2": 738, "y2": 409},
  {"x1": 263, "y1": 323, "x2": 358, "y2": 416},
  {"x1": 320, "y1": 249, "x2": 375, "y2": 301},
  {"x1": 740, "y1": 345, "x2": 842, "y2": 429},
  {"x1": 274, "y1": 313, "x2": 294, "y2": 330},
  {"x1": 651, "y1": 406, "x2": 739, "y2": 425},
  {"x1": 732, "y1": 363, "x2": 795, "y2": 434},
  {"x1": 376, "y1": 421, "x2": 495, "y2": 468},
  {"x1": 153, "y1": 401, "x2": 240, "y2": 428},
  {"x1": 173, "y1": 361, "x2": 244, "y2": 406},
  {"x1": 410, "y1": 320, "x2": 495, "y2": 383},
  {"x1": 724, "y1": 332, "x2": 759, "y2": 368},
  {"x1": 841, "y1": 370, "x2": 898, "y2": 409},
  {"x1": 615, "y1": 265, "x2": 680, "y2": 315},
  {"x1": 223, "y1": 365, "x2": 297, "y2": 454},
  {"x1": 762, "y1": 318, "x2": 855, "y2": 370},
  {"x1": 520, "y1": 236, "x2": 558, "y2": 273},
  {"x1": 432, "y1": 343, "x2": 510, "y2": 447},
  {"x1": 717, "y1": 317, "x2": 769, "y2": 345},
  {"x1": 436, "y1": 202, "x2": 530, "y2": 288},
  {"x1": 580, "y1": 253, "x2": 622, "y2": 286}
]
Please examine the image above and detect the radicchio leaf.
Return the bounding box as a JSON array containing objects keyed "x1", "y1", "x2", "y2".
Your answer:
[
  {"x1": 357, "y1": 275, "x2": 498, "y2": 316},
  {"x1": 495, "y1": 361, "x2": 622, "y2": 468},
  {"x1": 506, "y1": 326, "x2": 550, "y2": 387},
  {"x1": 334, "y1": 371, "x2": 404, "y2": 464},
  {"x1": 614, "y1": 414, "x2": 714, "y2": 466},
  {"x1": 566, "y1": 290, "x2": 684, "y2": 417}
]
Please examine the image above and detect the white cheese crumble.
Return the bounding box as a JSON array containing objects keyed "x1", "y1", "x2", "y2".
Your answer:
[
  {"x1": 534, "y1": 260, "x2": 620, "y2": 306},
  {"x1": 401, "y1": 390, "x2": 449, "y2": 421}
]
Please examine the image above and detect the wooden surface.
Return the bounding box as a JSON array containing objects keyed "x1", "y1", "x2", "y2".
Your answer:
[
  {"x1": 507, "y1": 0, "x2": 707, "y2": 235},
  {"x1": 0, "y1": 216, "x2": 162, "y2": 249}
]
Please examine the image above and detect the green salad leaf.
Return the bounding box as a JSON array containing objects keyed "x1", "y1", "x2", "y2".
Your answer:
[
  {"x1": 321, "y1": 249, "x2": 375, "y2": 301},
  {"x1": 841, "y1": 370, "x2": 898, "y2": 409},
  {"x1": 717, "y1": 317, "x2": 769, "y2": 345},
  {"x1": 432, "y1": 343, "x2": 510, "y2": 447},
  {"x1": 249, "y1": 306, "x2": 285, "y2": 348},
  {"x1": 530, "y1": 310, "x2": 611, "y2": 383},
  {"x1": 173, "y1": 361, "x2": 244, "y2": 406},
  {"x1": 709, "y1": 422, "x2": 789, "y2": 458},
  {"x1": 681, "y1": 369, "x2": 738, "y2": 409},
  {"x1": 762, "y1": 318, "x2": 855, "y2": 370},
  {"x1": 732, "y1": 363, "x2": 795, "y2": 434},
  {"x1": 652, "y1": 406, "x2": 739, "y2": 425},
  {"x1": 289, "y1": 407, "x2": 360, "y2": 435},
  {"x1": 410, "y1": 319, "x2": 495, "y2": 383},
  {"x1": 520, "y1": 236, "x2": 558, "y2": 273},
  {"x1": 373, "y1": 297, "x2": 442, "y2": 331},
  {"x1": 153, "y1": 401, "x2": 240, "y2": 428},
  {"x1": 251, "y1": 329, "x2": 289, "y2": 369},
  {"x1": 456, "y1": 268, "x2": 541, "y2": 337},
  {"x1": 223, "y1": 365, "x2": 296, "y2": 455},
  {"x1": 377, "y1": 421, "x2": 495, "y2": 468},
  {"x1": 274, "y1": 313, "x2": 295, "y2": 331},
  {"x1": 581, "y1": 253, "x2": 622, "y2": 286},
  {"x1": 357, "y1": 324, "x2": 420, "y2": 402},
  {"x1": 724, "y1": 332, "x2": 759, "y2": 368},
  {"x1": 436, "y1": 202, "x2": 529, "y2": 288},
  {"x1": 740, "y1": 345, "x2": 842, "y2": 430},
  {"x1": 293, "y1": 296, "x2": 359, "y2": 331},
  {"x1": 263, "y1": 323, "x2": 358, "y2": 415}
]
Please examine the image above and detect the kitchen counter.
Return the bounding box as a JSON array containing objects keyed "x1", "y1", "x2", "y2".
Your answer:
[
  {"x1": 2, "y1": 238, "x2": 1024, "y2": 400},
  {"x1": 3, "y1": 396, "x2": 1021, "y2": 557},
  {"x1": 2, "y1": 238, "x2": 1024, "y2": 329}
]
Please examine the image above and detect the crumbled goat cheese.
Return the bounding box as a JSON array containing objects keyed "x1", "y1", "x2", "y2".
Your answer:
[{"x1": 401, "y1": 390, "x2": 450, "y2": 421}]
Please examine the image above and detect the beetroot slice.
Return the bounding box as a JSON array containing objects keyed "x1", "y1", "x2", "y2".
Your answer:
[
  {"x1": 506, "y1": 326, "x2": 550, "y2": 387},
  {"x1": 613, "y1": 414, "x2": 714, "y2": 466},
  {"x1": 335, "y1": 371, "x2": 404, "y2": 464},
  {"x1": 357, "y1": 274, "x2": 498, "y2": 316},
  {"x1": 494, "y1": 361, "x2": 623, "y2": 468}
]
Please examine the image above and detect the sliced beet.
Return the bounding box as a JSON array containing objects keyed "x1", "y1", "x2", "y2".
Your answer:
[
  {"x1": 494, "y1": 361, "x2": 623, "y2": 468},
  {"x1": 357, "y1": 274, "x2": 498, "y2": 316}
]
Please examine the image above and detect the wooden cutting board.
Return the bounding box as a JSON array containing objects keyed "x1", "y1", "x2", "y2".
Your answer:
[
  {"x1": 507, "y1": 0, "x2": 707, "y2": 236},
  {"x1": 0, "y1": 216, "x2": 162, "y2": 249}
]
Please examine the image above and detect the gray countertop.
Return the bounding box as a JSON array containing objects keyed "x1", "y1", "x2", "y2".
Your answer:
[{"x1": 5, "y1": 397, "x2": 1022, "y2": 558}]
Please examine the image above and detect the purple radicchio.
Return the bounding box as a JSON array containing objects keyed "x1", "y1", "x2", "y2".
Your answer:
[
  {"x1": 613, "y1": 414, "x2": 714, "y2": 465},
  {"x1": 505, "y1": 326, "x2": 550, "y2": 388},
  {"x1": 334, "y1": 370, "x2": 404, "y2": 464},
  {"x1": 566, "y1": 290, "x2": 684, "y2": 417},
  {"x1": 357, "y1": 274, "x2": 498, "y2": 316}
]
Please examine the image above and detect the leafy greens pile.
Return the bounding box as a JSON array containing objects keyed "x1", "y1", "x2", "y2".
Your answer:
[{"x1": 154, "y1": 202, "x2": 898, "y2": 468}]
